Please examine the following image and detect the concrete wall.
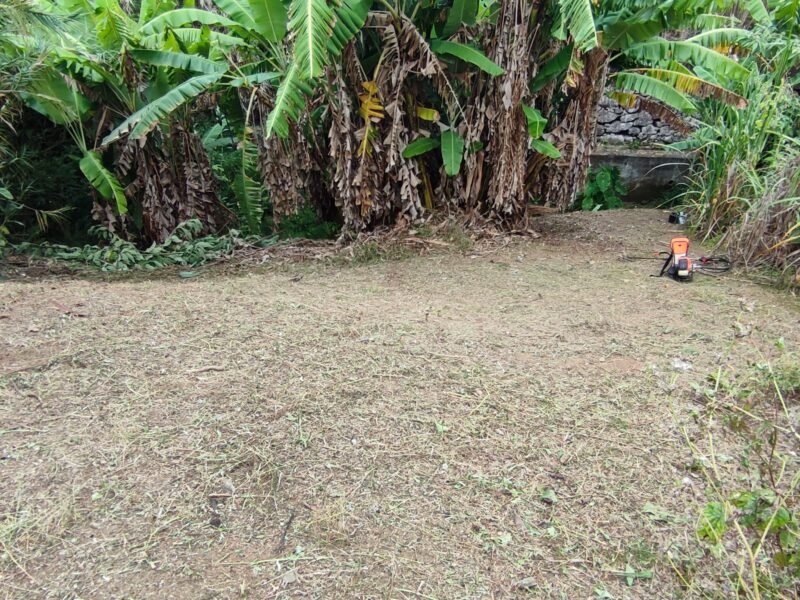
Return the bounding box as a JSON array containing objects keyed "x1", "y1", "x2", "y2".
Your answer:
[{"x1": 589, "y1": 147, "x2": 690, "y2": 204}]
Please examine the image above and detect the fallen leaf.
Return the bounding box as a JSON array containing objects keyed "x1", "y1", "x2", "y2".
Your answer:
[{"x1": 643, "y1": 502, "x2": 673, "y2": 523}]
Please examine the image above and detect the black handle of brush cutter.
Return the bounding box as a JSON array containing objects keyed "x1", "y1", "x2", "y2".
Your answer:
[{"x1": 655, "y1": 253, "x2": 673, "y2": 278}]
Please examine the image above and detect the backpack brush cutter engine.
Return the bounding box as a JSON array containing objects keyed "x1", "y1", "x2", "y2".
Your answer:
[
  {"x1": 623, "y1": 237, "x2": 731, "y2": 282},
  {"x1": 659, "y1": 237, "x2": 693, "y2": 281}
]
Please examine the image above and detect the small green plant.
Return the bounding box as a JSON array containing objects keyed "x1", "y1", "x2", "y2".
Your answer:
[
  {"x1": 578, "y1": 166, "x2": 627, "y2": 211},
  {"x1": 350, "y1": 241, "x2": 383, "y2": 264},
  {"x1": 441, "y1": 219, "x2": 473, "y2": 252},
  {"x1": 286, "y1": 413, "x2": 310, "y2": 449}
]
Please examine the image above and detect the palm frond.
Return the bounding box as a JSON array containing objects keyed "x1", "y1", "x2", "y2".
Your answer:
[
  {"x1": 624, "y1": 38, "x2": 750, "y2": 80},
  {"x1": 247, "y1": 0, "x2": 287, "y2": 42},
  {"x1": 690, "y1": 13, "x2": 741, "y2": 30},
  {"x1": 139, "y1": 8, "x2": 239, "y2": 35},
  {"x1": 128, "y1": 49, "x2": 228, "y2": 74},
  {"x1": 104, "y1": 72, "x2": 225, "y2": 144},
  {"x1": 739, "y1": 0, "x2": 770, "y2": 24},
  {"x1": 557, "y1": 0, "x2": 598, "y2": 52},
  {"x1": 328, "y1": 0, "x2": 369, "y2": 58},
  {"x1": 686, "y1": 28, "x2": 751, "y2": 52},
  {"x1": 79, "y1": 150, "x2": 127, "y2": 214},
  {"x1": 93, "y1": 0, "x2": 136, "y2": 49},
  {"x1": 264, "y1": 63, "x2": 313, "y2": 138},
  {"x1": 232, "y1": 129, "x2": 264, "y2": 234},
  {"x1": 139, "y1": 28, "x2": 246, "y2": 49},
  {"x1": 612, "y1": 71, "x2": 697, "y2": 113},
  {"x1": 288, "y1": 0, "x2": 334, "y2": 78},
  {"x1": 212, "y1": 0, "x2": 259, "y2": 31},
  {"x1": 628, "y1": 68, "x2": 748, "y2": 108}
]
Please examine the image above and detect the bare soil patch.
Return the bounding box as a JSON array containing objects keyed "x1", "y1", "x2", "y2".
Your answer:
[{"x1": 1, "y1": 209, "x2": 798, "y2": 598}]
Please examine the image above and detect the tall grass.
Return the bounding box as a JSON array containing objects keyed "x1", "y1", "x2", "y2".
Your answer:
[{"x1": 680, "y1": 27, "x2": 800, "y2": 286}]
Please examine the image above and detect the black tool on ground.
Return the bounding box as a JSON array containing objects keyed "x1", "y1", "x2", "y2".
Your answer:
[{"x1": 668, "y1": 211, "x2": 688, "y2": 225}]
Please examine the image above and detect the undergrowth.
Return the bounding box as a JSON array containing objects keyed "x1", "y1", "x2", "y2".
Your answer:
[
  {"x1": 578, "y1": 166, "x2": 627, "y2": 211},
  {"x1": 682, "y1": 345, "x2": 800, "y2": 598},
  {"x1": 679, "y1": 23, "x2": 800, "y2": 288},
  {"x1": 10, "y1": 219, "x2": 276, "y2": 272},
  {"x1": 272, "y1": 204, "x2": 340, "y2": 241}
]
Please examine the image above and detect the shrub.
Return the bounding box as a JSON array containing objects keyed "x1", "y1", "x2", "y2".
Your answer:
[
  {"x1": 578, "y1": 166, "x2": 627, "y2": 211},
  {"x1": 273, "y1": 204, "x2": 340, "y2": 240}
]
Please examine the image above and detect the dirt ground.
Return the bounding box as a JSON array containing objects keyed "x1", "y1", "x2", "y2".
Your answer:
[{"x1": 1, "y1": 209, "x2": 798, "y2": 599}]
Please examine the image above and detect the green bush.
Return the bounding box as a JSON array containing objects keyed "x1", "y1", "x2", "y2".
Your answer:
[
  {"x1": 578, "y1": 166, "x2": 627, "y2": 211},
  {"x1": 2, "y1": 113, "x2": 94, "y2": 245}
]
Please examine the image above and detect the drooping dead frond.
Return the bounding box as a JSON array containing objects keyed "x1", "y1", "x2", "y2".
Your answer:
[
  {"x1": 636, "y1": 97, "x2": 694, "y2": 135},
  {"x1": 631, "y1": 68, "x2": 748, "y2": 108},
  {"x1": 481, "y1": 0, "x2": 535, "y2": 223},
  {"x1": 173, "y1": 126, "x2": 232, "y2": 232},
  {"x1": 530, "y1": 47, "x2": 609, "y2": 212},
  {"x1": 327, "y1": 56, "x2": 360, "y2": 230}
]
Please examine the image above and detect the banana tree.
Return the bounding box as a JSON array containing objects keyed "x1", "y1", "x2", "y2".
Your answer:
[
  {"x1": 5, "y1": 0, "x2": 285, "y2": 243},
  {"x1": 15, "y1": 0, "x2": 759, "y2": 241},
  {"x1": 1, "y1": 0, "x2": 135, "y2": 235},
  {"x1": 525, "y1": 0, "x2": 756, "y2": 212},
  {"x1": 264, "y1": 0, "x2": 539, "y2": 231},
  {"x1": 263, "y1": 0, "x2": 754, "y2": 228}
]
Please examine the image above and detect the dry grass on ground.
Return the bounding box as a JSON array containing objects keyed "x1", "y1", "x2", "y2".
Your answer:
[{"x1": 1, "y1": 209, "x2": 799, "y2": 599}]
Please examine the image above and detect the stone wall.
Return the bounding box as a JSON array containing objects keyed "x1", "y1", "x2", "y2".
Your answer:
[{"x1": 595, "y1": 95, "x2": 685, "y2": 145}]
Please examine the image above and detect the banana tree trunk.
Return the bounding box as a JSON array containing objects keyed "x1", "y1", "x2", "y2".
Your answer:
[
  {"x1": 259, "y1": 126, "x2": 311, "y2": 228},
  {"x1": 533, "y1": 47, "x2": 608, "y2": 212},
  {"x1": 171, "y1": 126, "x2": 233, "y2": 234},
  {"x1": 484, "y1": 0, "x2": 533, "y2": 226},
  {"x1": 457, "y1": 0, "x2": 536, "y2": 227}
]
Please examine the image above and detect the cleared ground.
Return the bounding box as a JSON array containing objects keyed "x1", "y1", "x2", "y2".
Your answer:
[{"x1": 1, "y1": 209, "x2": 798, "y2": 599}]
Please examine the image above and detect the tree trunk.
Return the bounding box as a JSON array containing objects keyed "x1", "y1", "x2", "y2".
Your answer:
[
  {"x1": 532, "y1": 47, "x2": 608, "y2": 212},
  {"x1": 171, "y1": 126, "x2": 233, "y2": 235},
  {"x1": 484, "y1": 0, "x2": 534, "y2": 226}
]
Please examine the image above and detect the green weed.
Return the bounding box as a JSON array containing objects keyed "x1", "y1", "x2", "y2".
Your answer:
[
  {"x1": 578, "y1": 167, "x2": 627, "y2": 211},
  {"x1": 684, "y1": 348, "x2": 800, "y2": 598}
]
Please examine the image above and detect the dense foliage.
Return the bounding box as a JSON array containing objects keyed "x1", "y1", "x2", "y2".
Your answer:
[
  {"x1": 0, "y1": 0, "x2": 761, "y2": 251},
  {"x1": 578, "y1": 166, "x2": 626, "y2": 211},
  {"x1": 679, "y1": 5, "x2": 800, "y2": 286}
]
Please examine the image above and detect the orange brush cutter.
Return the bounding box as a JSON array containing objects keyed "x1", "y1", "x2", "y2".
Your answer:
[
  {"x1": 659, "y1": 237, "x2": 693, "y2": 281},
  {"x1": 625, "y1": 236, "x2": 731, "y2": 281}
]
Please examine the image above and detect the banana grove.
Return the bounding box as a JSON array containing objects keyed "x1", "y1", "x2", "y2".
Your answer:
[{"x1": 1, "y1": 0, "x2": 759, "y2": 243}]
